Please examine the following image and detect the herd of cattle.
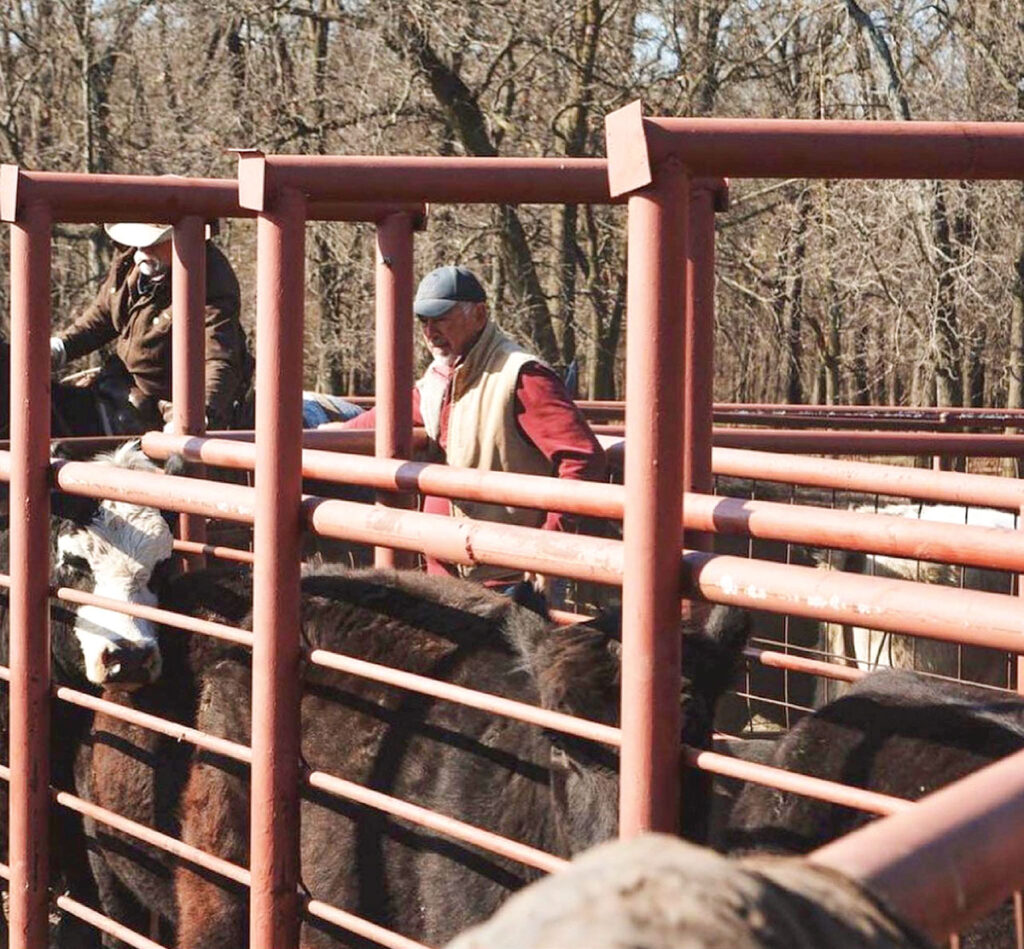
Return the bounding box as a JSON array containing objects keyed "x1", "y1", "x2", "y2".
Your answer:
[{"x1": 0, "y1": 442, "x2": 1020, "y2": 948}]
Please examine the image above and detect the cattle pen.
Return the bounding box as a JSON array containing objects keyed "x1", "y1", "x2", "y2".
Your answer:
[{"x1": 1, "y1": 107, "x2": 1024, "y2": 948}]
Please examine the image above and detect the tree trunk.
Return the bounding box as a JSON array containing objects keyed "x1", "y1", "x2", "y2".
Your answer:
[
  {"x1": 388, "y1": 14, "x2": 560, "y2": 364},
  {"x1": 1007, "y1": 208, "x2": 1024, "y2": 411},
  {"x1": 775, "y1": 187, "x2": 812, "y2": 404}
]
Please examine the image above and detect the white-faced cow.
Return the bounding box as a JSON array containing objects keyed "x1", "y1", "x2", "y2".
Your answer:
[{"x1": 0, "y1": 442, "x2": 177, "y2": 948}]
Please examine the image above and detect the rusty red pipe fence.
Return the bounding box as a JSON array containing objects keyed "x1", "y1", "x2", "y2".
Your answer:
[
  {"x1": 373, "y1": 210, "x2": 418, "y2": 568},
  {"x1": 811, "y1": 746, "x2": 1024, "y2": 941},
  {"x1": 0, "y1": 164, "x2": 426, "y2": 949},
  {"x1": 327, "y1": 398, "x2": 1024, "y2": 431},
  {"x1": 7, "y1": 197, "x2": 52, "y2": 949},
  {"x1": 142, "y1": 434, "x2": 1024, "y2": 573},
  {"x1": 709, "y1": 445, "x2": 1024, "y2": 510},
  {"x1": 604, "y1": 106, "x2": 1024, "y2": 193},
  {"x1": 170, "y1": 215, "x2": 208, "y2": 570},
  {"x1": 35, "y1": 458, "x2": 1024, "y2": 653},
  {"x1": 0, "y1": 167, "x2": 426, "y2": 224},
  {"x1": 7, "y1": 113, "x2": 1024, "y2": 947},
  {"x1": 591, "y1": 425, "x2": 1024, "y2": 456}
]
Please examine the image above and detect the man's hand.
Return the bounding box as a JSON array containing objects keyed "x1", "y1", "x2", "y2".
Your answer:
[
  {"x1": 160, "y1": 401, "x2": 208, "y2": 432},
  {"x1": 524, "y1": 572, "x2": 569, "y2": 609},
  {"x1": 49, "y1": 337, "x2": 66, "y2": 371}
]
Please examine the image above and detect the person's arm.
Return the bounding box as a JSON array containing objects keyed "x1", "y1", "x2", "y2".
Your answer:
[
  {"x1": 338, "y1": 387, "x2": 426, "y2": 430},
  {"x1": 202, "y1": 295, "x2": 246, "y2": 427},
  {"x1": 514, "y1": 362, "x2": 607, "y2": 531},
  {"x1": 58, "y1": 250, "x2": 127, "y2": 361},
  {"x1": 201, "y1": 248, "x2": 248, "y2": 428}
]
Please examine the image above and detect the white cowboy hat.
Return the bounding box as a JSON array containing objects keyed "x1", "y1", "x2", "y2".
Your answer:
[{"x1": 104, "y1": 221, "x2": 212, "y2": 248}]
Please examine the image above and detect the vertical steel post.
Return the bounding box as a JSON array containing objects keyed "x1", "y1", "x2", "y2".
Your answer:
[
  {"x1": 374, "y1": 213, "x2": 416, "y2": 569},
  {"x1": 8, "y1": 200, "x2": 52, "y2": 949},
  {"x1": 1018, "y1": 503, "x2": 1024, "y2": 697},
  {"x1": 250, "y1": 187, "x2": 305, "y2": 949},
  {"x1": 620, "y1": 160, "x2": 689, "y2": 836},
  {"x1": 683, "y1": 183, "x2": 717, "y2": 553},
  {"x1": 172, "y1": 216, "x2": 208, "y2": 569}
]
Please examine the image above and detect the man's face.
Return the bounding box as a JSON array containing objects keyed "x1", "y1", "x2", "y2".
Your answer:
[
  {"x1": 133, "y1": 239, "x2": 173, "y2": 278},
  {"x1": 419, "y1": 301, "x2": 488, "y2": 364}
]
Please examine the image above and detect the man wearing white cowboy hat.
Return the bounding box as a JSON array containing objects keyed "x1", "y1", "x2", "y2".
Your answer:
[{"x1": 50, "y1": 221, "x2": 252, "y2": 431}]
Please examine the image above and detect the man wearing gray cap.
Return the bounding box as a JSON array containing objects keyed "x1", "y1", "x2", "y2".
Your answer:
[
  {"x1": 346, "y1": 264, "x2": 606, "y2": 593},
  {"x1": 49, "y1": 222, "x2": 252, "y2": 432}
]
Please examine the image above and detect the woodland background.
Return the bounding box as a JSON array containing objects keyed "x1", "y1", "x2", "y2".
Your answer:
[{"x1": 0, "y1": 0, "x2": 1021, "y2": 407}]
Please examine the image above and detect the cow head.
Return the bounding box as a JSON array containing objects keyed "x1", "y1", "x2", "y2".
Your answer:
[
  {"x1": 507, "y1": 602, "x2": 751, "y2": 853},
  {"x1": 52, "y1": 442, "x2": 174, "y2": 689}
]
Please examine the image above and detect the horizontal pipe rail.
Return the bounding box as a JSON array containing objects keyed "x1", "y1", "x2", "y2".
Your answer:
[
  {"x1": 142, "y1": 435, "x2": 1024, "y2": 572},
  {"x1": 308, "y1": 649, "x2": 622, "y2": 747},
  {"x1": 642, "y1": 116, "x2": 1024, "y2": 180},
  {"x1": 49, "y1": 781, "x2": 251, "y2": 887},
  {"x1": 0, "y1": 168, "x2": 425, "y2": 224},
  {"x1": 684, "y1": 549, "x2": 1024, "y2": 653},
  {"x1": 0, "y1": 573, "x2": 253, "y2": 645},
  {"x1": 55, "y1": 584, "x2": 255, "y2": 647},
  {"x1": 303, "y1": 901, "x2": 429, "y2": 949},
  {"x1": 811, "y1": 746, "x2": 1024, "y2": 940},
  {"x1": 172, "y1": 539, "x2": 255, "y2": 564},
  {"x1": 686, "y1": 749, "x2": 912, "y2": 816},
  {"x1": 711, "y1": 446, "x2": 1024, "y2": 510},
  {"x1": 124, "y1": 427, "x2": 426, "y2": 453},
  {"x1": 239, "y1": 155, "x2": 620, "y2": 207},
  {"x1": 57, "y1": 685, "x2": 252, "y2": 763},
  {"x1": 37, "y1": 458, "x2": 1024, "y2": 650},
  {"x1": 717, "y1": 403, "x2": 1024, "y2": 420},
  {"x1": 328, "y1": 398, "x2": 1024, "y2": 428},
  {"x1": 745, "y1": 648, "x2": 866, "y2": 684},
  {"x1": 0, "y1": 428, "x2": 406, "y2": 455},
  {"x1": 305, "y1": 771, "x2": 568, "y2": 875},
  {"x1": 712, "y1": 428, "x2": 1024, "y2": 456},
  {"x1": 592, "y1": 426, "x2": 1024, "y2": 455},
  {"x1": 56, "y1": 895, "x2": 168, "y2": 949}
]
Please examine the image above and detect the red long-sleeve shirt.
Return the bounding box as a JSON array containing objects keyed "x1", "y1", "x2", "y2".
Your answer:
[{"x1": 344, "y1": 362, "x2": 606, "y2": 572}]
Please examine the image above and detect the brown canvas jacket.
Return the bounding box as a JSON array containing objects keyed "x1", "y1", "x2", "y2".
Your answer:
[{"x1": 59, "y1": 243, "x2": 251, "y2": 427}]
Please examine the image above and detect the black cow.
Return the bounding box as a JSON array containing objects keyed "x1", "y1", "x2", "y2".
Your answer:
[
  {"x1": 70, "y1": 567, "x2": 749, "y2": 949},
  {"x1": 725, "y1": 669, "x2": 1024, "y2": 948}
]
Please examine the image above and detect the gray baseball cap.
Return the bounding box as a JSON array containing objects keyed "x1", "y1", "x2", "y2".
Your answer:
[{"x1": 413, "y1": 266, "x2": 486, "y2": 318}]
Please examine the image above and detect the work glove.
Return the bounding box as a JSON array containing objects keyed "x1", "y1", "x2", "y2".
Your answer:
[{"x1": 49, "y1": 337, "x2": 66, "y2": 371}]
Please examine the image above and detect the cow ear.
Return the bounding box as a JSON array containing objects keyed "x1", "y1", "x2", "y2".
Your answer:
[
  {"x1": 681, "y1": 604, "x2": 752, "y2": 703},
  {"x1": 163, "y1": 452, "x2": 188, "y2": 478}
]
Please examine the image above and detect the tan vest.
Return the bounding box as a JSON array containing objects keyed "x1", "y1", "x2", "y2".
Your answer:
[{"x1": 440, "y1": 321, "x2": 553, "y2": 581}]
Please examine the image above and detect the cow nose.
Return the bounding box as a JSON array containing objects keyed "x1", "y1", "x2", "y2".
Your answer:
[{"x1": 100, "y1": 641, "x2": 161, "y2": 687}]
